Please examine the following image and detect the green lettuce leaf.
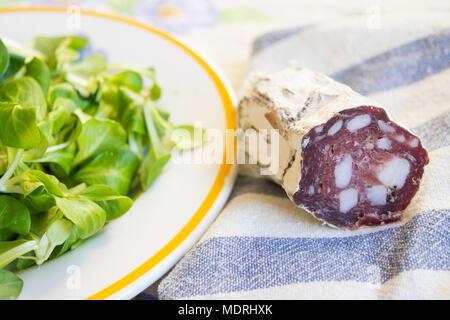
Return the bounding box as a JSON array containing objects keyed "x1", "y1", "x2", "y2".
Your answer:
[
  {"x1": 0, "y1": 239, "x2": 38, "y2": 269},
  {"x1": 73, "y1": 118, "x2": 127, "y2": 166},
  {"x1": 0, "y1": 77, "x2": 46, "y2": 121},
  {"x1": 74, "y1": 146, "x2": 139, "y2": 195},
  {"x1": 54, "y1": 196, "x2": 106, "y2": 239},
  {"x1": 0, "y1": 102, "x2": 41, "y2": 149},
  {"x1": 0, "y1": 195, "x2": 31, "y2": 239},
  {"x1": 78, "y1": 184, "x2": 133, "y2": 221},
  {"x1": 0, "y1": 269, "x2": 23, "y2": 300}
]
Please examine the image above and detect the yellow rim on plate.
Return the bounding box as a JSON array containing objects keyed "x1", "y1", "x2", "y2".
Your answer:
[{"x1": 0, "y1": 7, "x2": 236, "y2": 300}]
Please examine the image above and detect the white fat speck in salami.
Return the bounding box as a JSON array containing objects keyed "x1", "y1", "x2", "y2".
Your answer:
[
  {"x1": 409, "y1": 138, "x2": 419, "y2": 148},
  {"x1": 346, "y1": 114, "x2": 371, "y2": 132},
  {"x1": 327, "y1": 119, "x2": 343, "y2": 136},
  {"x1": 308, "y1": 185, "x2": 314, "y2": 195},
  {"x1": 302, "y1": 137, "x2": 310, "y2": 148},
  {"x1": 378, "y1": 120, "x2": 396, "y2": 133},
  {"x1": 366, "y1": 185, "x2": 387, "y2": 206},
  {"x1": 315, "y1": 135, "x2": 325, "y2": 142},
  {"x1": 339, "y1": 188, "x2": 358, "y2": 213},
  {"x1": 315, "y1": 125, "x2": 324, "y2": 133},
  {"x1": 365, "y1": 142, "x2": 374, "y2": 149},
  {"x1": 395, "y1": 135, "x2": 406, "y2": 143},
  {"x1": 377, "y1": 157, "x2": 410, "y2": 189},
  {"x1": 377, "y1": 137, "x2": 391, "y2": 150},
  {"x1": 334, "y1": 154, "x2": 353, "y2": 188}
]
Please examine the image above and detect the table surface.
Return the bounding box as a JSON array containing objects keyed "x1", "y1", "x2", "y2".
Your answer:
[{"x1": 4, "y1": 0, "x2": 450, "y2": 300}]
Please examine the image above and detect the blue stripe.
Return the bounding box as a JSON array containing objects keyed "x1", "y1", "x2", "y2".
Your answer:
[
  {"x1": 412, "y1": 110, "x2": 450, "y2": 151},
  {"x1": 332, "y1": 31, "x2": 450, "y2": 95},
  {"x1": 159, "y1": 210, "x2": 449, "y2": 299},
  {"x1": 252, "y1": 26, "x2": 311, "y2": 54}
]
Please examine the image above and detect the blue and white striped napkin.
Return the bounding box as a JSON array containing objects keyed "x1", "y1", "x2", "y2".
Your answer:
[{"x1": 157, "y1": 14, "x2": 450, "y2": 299}]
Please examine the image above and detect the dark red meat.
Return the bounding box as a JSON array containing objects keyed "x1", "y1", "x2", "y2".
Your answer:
[{"x1": 293, "y1": 106, "x2": 429, "y2": 229}]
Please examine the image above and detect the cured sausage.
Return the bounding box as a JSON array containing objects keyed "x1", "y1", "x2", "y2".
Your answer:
[
  {"x1": 238, "y1": 67, "x2": 429, "y2": 229},
  {"x1": 293, "y1": 106, "x2": 429, "y2": 228}
]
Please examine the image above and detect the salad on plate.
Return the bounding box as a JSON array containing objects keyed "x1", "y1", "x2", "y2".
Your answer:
[{"x1": 0, "y1": 35, "x2": 203, "y2": 299}]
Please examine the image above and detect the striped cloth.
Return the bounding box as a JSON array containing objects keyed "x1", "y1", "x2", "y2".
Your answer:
[{"x1": 157, "y1": 14, "x2": 450, "y2": 300}]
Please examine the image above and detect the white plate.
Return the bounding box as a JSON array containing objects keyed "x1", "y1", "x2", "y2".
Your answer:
[{"x1": 0, "y1": 7, "x2": 236, "y2": 300}]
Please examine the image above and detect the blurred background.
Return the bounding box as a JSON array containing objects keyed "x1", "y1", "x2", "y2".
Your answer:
[{"x1": 2, "y1": 0, "x2": 450, "y2": 91}]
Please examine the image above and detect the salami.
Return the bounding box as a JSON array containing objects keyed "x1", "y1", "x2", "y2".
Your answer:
[
  {"x1": 293, "y1": 106, "x2": 429, "y2": 228},
  {"x1": 238, "y1": 67, "x2": 429, "y2": 229}
]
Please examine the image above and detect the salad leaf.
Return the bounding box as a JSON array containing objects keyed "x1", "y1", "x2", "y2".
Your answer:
[
  {"x1": 39, "y1": 97, "x2": 77, "y2": 140},
  {"x1": 172, "y1": 125, "x2": 206, "y2": 150},
  {"x1": 74, "y1": 146, "x2": 139, "y2": 195},
  {"x1": 146, "y1": 68, "x2": 162, "y2": 100},
  {"x1": 0, "y1": 39, "x2": 9, "y2": 79},
  {"x1": 118, "y1": 85, "x2": 144, "y2": 107},
  {"x1": 54, "y1": 196, "x2": 106, "y2": 239},
  {"x1": 57, "y1": 112, "x2": 82, "y2": 145},
  {"x1": 73, "y1": 118, "x2": 127, "y2": 166},
  {"x1": 0, "y1": 103, "x2": 41, "y2": 149},
  {"x1": 96, "y1": 85, "x2": 121, "y2": 119},
  {"x1": 139, "y1": 152, "x2": 171, "y2": 191},
  {"x1": 21, "y1": 170, "x2": 66, "y2": 197},
  {"x1": 78, "y1": 184, "x2": 133, "y2": 221},
  {"x1": 34, "y1": 218, "x2": 72, "y2": 264},
  {"x1": 66, "y1": 54, "x2": 106, "y2": 96},
  {"x1": 0, "y1": 195, "x2": 31, "y2": 238},
  {"x1": 0, "y1": 239, "x2": 38, "y2": 269},
  {"x1": 122, "y1": 102, "x2": 146, "y2": 135},
  {"x1": 21, "y1": 186, "x2": 55, "y2": 215},
  {"x1": 48, "y1": 83, "x2": 90, "y2": 111},
  {"x1": 22, "y1": 131, "x2": 48, "y2": 161},
  {"x1": 56, "y1": 226, "x2": 79, "y2": 257},
  {"x1": 16, "y1": 251, "x2": 36, "y2": 270},
  {"x1": 0, "y1": 269, "x2": 23, "y2": 300},
  {"x1": 23, "y1": 208, "x2": 72, "y2": 264},
  {"x1": 110, "y1": 70, "x2": 143, "y2": 93},
  {"x1": 30, "y1": 206, "x2": 61, "y2": 237},
  {"x1": 25, "y1": 57, "x2": 51, "y2": 96},
  {"x1": 34, "y1": 35, "x2": 88, "y2": 70},
  {"x1": 0, "y1": 54, "x2": 25, "y2": 82},
  {"x1": 67, "y1": 54, "x2": 106, "y2": 76},
  {"x1": 150, "y1": 82, "x2": 162, "y2": 101},
  {"x1": 29, "y1": 143, "x2": 76, "y2": 175},
  {"x1": 0, "y1": 77, "x2": 47, "y2": 121}
]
